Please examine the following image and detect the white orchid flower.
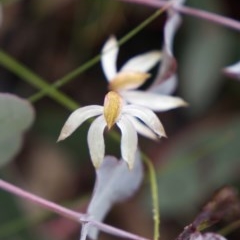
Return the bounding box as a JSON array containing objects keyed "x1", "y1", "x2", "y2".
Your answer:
[
  {"x1": 57, "y1": 91, "x2": 166, "y2": 169},
  {"x1": 101, "y1": 36, "x2": 188, "y2": 112}
]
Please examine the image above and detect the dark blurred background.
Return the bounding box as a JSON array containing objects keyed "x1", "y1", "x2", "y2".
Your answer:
[{"x1": 0, "y1": 0, "x2": 240, "y2": 239}]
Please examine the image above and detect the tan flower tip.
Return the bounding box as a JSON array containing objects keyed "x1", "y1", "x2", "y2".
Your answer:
[
  {"x1": 109, "y1": 71, "x2": 151, "y2": 91},
  {"x1": 127, "y1": 161, "x2": 134, "y2": 170},
  {"x1": 104, "y1": 91, "x2": 123, "y2": 130},
  {"x1": 93, "y1": 161, "x2": 101, "y2": 169}
]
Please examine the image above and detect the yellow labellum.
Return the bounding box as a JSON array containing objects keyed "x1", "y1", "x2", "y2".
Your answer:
[
  {"x1": 109, "y1": 71, "x2": 150, "y2": 91},
  {"x1": 104, "y1": 91, "x2": 123, "y2": 129}
]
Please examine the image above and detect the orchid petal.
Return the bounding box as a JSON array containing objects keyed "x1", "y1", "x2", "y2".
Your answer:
[
  {"x1": 109, "y1": 71, "x2": 150, "y2": 91},
  {"x1": 101, "y1": 36, "x2": 119, "y2": 81},
  {"x1": 127, "y1": 115, "x2": 158, "y2": 141},
  {"x1": 149, "y1": 74, "x2": 178, "y2": 95},
  {"x1": 121, "y1": 90, "x2": 188, "y2": 112},
  {"x1": 87, "y1": 115, "x2": 106, "y2": 168},
  {"x1": 120, "y1": 51, "x2": 161, "y2": 73},
  {"x1": 223, "y1": 61, "x2": 240, "y2": 80},
  {"x1": 116, "y1": 116, "x2": 138, "y2": 169},
  {"x1": 149, "y1": 12, "x2": 182, "y2": 94},
  {"x1": 122, "y1": 104, "x2": 166, "y2": 138},
  {"x1": 57, "y1": 105, "x2": 103, "y2": 141}
]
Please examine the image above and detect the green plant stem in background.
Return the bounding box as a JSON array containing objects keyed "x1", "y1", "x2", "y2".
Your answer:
[
  {"x1": 29, "y1": 54, "x2": 101, "y2": 103},
  {"x1": 29, "y1": 3, "x2": 172, "y2": 103},
  {"x1": 218, "y1": 219, "x2": 240, "y2": 236},
  {"x1": 118, "y1": 1, "x2": 173, "y2": 46},
  {"x1": 0, "y1": 50, "x2": 78, "y2": 111},
  {"x1": 98, "y1": 131, "x2": 160, "y2": 240},
  {"x1": 142, "y1": 153, "x2": 160, "y2": 240}
]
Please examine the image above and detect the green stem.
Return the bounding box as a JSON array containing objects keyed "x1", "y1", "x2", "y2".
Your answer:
[
  {"x1": 29, "y1": 3, "x2": 172, "y2": 103},
  {"x1": 29, "y1": 54, "x2": 101, "y2": 103},
  {"x1": 218, "y1": 219, "x2": 240, "y2": 236},
  {"x1": 0, "y1": 50, "x2": 78, "y2": 110},
  {"x1": 142, "y1": 153, "x2": 160, "y2": 240},
  {"x1": 118, "y1": 2, "x2": 172, "y2": 46}
]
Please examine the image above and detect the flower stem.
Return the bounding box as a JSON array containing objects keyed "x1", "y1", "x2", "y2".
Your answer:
[
  {"x1": 28, "y1": 3, "x2": 172, "y2": 103},
  {"x1": 29, "y1": 54, "x2": 101, "y2": 103},
  {"x1": 218, "y1": 219, "x2": 240, "y2": 236},
  {"x1": 0, "y1": 179, "x2": 150, "y2": 240},
  {"x1": 178, "y1": 6, "x2": 240, "y2": 31},
  {"x1": 0, "y1": 50, "x2": 78, "y2": 110},
  {"x1": 120, "y1": 0, "x2": 240, "y2": 31},
  {"x1": 142, "y1": 153, "x2": 160, "y2": 240},
  {"x1": 118, "y1": 1, "x2": 173, "y2": 46}
]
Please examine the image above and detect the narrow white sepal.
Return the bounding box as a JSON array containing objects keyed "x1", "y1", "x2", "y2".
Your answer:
[
  {"x1": 121, "y1": 90, "x2": 188, "y2": 111},
  {"x1": 120, "y1": 51, "x2": 161, "y2": 73},
  {"x1": 101, "y1": 36, "x2": 119, "y2": 81},
  {"x1": 117, "y1": 116, "x2": 138, "y2": 169},
  {"x1": 127, "y1": 115, "x2": 158, "y2": 141},
  {"x1": 223, "y1": 61, "x2": 240, "y2": 79},
  {"x1": 149, "y1": 74, "x2": 177, "y2": 95},
  {"x1": 57, "y1": 105, "x2": 103, "y2": 142},
  {"x1": 123, "y1": 104, "x2": 166, "y2": 138},
  {"x1": 87, "y1": 115, "x2": 106, "y2": 168}
]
